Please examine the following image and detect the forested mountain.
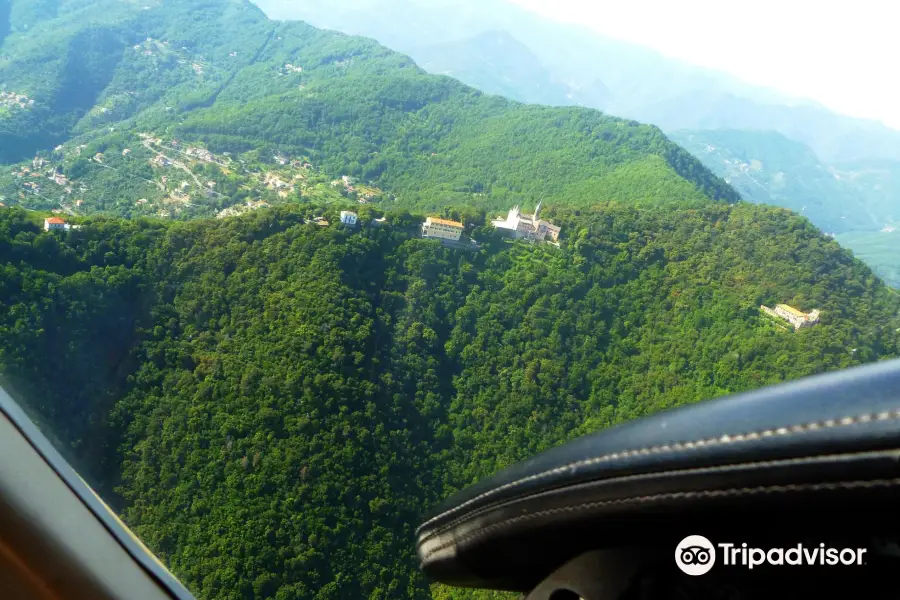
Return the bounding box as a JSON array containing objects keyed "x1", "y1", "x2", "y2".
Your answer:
[
  {"x1": 3, "y1": 0, "x2": 894, "y2": 289},
  {"x1": 0, "y1": 0, "x2": 275, "y2": 163},
  {"x1": 254, "y1": 0, "x2": 795, "y2": 123},
  {"x1": 0, "y1": 0, "x2": 735, "y2": 222},
  {"x1": 671, "y1": 130, "x2": 899, "y2": 287},
  {"x1": 409, "y1": 30, "x2": 575, "y2": 107},
  {"x1": 2, "y1": 1, "x2": 900, "y2": 599},
  {"x1": 2, "y1": 203, "x2": 898, "y2": 599},
  {"x1": 257, "y1": 0, "x2": 900, "y2": 164},
  {"x1": 254, "y1": 0, "x2": 900, "y2": 288}
]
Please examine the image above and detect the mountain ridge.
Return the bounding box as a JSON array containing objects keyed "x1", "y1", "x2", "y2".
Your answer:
[
  {"x1": 408, "y1": 30, "x2": 576, "y2": 107},
  {"x1": 0, "y1": 0, "x2": 738, "y2": 222},
  {"x1": 254, "y1": 0, "x2": 900, "y2": 164},
  {"x1": 250, "y1": 0, "x2": 900, "y2": 288}
]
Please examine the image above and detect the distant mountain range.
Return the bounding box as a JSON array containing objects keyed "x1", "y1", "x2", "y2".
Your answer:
[
  {"x1": 255, "y1": 0, "x2": 900, "y2": 162},
  {"x1": 410, "y1": 30, "x2": 576, "y2": 108},
  {"x1": 669, "y1": 130, "x2": 898, "y2": 287},
  {"x1": 669, "y1": 130, "x2": 896, "y2": 234},
  {"x1": 255, "y1": 0, "x2": 900, "y2": 287}
]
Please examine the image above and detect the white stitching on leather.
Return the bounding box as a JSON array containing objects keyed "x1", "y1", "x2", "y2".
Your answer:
[
  {"x1": 416, "y1": 407, "x2": 900, "y2": 535},
  {"x1": 418, "y1": 477, "x2": 900, "y2": 562},
  {"x1": 416, "y1": 449, "x2": 900, "y2": 544}
]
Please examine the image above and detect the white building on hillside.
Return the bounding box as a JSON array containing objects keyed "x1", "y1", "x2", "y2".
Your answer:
[
  {"x1": 422, "y1": 217, "x2": 464, "y2": 241},
  {"x1": 44, "y1": 217, "x2": 68, "y2": 231},
  {"x1": 491, "y1": 201, "x2": 561, "y2": 242},
  {"x1": 340, "y1": 211, "x2": 358, "y2": 226}
]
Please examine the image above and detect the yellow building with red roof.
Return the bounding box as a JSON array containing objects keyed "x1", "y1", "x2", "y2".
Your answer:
[{"x1": 760, "y1": 304, "x2": 821, "y2": 330}]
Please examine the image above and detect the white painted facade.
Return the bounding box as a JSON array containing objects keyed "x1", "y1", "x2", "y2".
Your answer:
[
  {"x1": 491, "y1": 201, "x2": 561, "y2": 242},
  {"x1": 422, "y1": 217, "x2": 463, "y2": 241},
  {"x1": 44, "y1": 217, "x2": 68, "y2": 231}
]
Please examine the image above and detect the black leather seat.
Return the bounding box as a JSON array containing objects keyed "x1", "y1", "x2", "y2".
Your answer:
[{"x1": 416, "y1": 358, "x2": 900, "y2": 593}]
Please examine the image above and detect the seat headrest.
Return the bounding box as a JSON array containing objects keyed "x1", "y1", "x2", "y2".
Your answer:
[{"x1": 416, "y1": 359, "x2": 900, "y2": 591}]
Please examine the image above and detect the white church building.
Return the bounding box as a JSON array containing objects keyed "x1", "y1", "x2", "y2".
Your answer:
[{"x1": 491, "y1": 201, "x2": 561, "y2": 242}]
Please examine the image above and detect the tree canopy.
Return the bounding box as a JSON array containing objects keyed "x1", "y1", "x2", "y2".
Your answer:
[{"x1": 1, "y1": 203, "x2": 897, "y2": 599}]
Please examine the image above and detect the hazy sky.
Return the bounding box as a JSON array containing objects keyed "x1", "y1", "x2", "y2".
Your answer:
[{"x1": 510, "y1": 0, "x2": 900, "y2": 129}]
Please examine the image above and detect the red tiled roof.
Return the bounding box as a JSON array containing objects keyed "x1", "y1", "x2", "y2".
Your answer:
[
  {"x1": 425, "y1": 217, "x2": 464, "y2": 228},
  {"x1": 46, "y1": 217, "x2": 66, "y2": 224}
]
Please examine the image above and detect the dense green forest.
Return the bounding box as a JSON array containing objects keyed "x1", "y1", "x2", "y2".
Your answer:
[
  {"x1": 1, "y1": 203, "x2": 898, "y2": 599},
  {"x1": 0, "y1": 0, "x2": 736, "y2": 221},
  {"x1": 671, "y1": 130, "x2": 900, "y2": 288},
  {"x1": 2, "y1": 1, "x2": 900, "y2": 599}
]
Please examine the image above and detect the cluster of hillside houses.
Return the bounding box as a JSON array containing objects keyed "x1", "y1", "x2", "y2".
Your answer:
[{"x1": 1, "y1": 91, "x2": 34, "y2": 110}]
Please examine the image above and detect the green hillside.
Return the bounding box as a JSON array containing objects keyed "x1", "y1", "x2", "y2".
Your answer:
[
  {"x1": 0, "y1": 0, "x2": 736, "y2": 220},
  {"x1": 836, "y1": 230, "x2": 900, "y2": 288},
  {"x1": 1, "y1": 203, "x2": 898, "y2": 599},
  {"x1": 831, "y1": 157, "x2": 900, "y2": 229},
  {"x1": 670, "y1": 129, "x2": 898, "y2": 233},
  {"x1": 671, "y1": 130, "x2": 899, "y2": 287},
  {"x1": 409, "y1": 30, "x2": 576, "y2": 107},
  {"x1": 0, "y1": 0, "x2": 275, "y2": 162},
  {"x1": 258, "y1": 0, "x2": 900, "y2": 165},
  {"x1": 253, "y1": 0, "x2": 900, "y2": 290}
]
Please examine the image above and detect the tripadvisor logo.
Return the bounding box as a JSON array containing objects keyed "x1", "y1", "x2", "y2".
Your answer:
[
  {"x1": 675, "y1": 535, "x2": 868, "y2": 576},
  {"x1": 676, "y1": 535, "x2": 716, "y2": 575}
]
